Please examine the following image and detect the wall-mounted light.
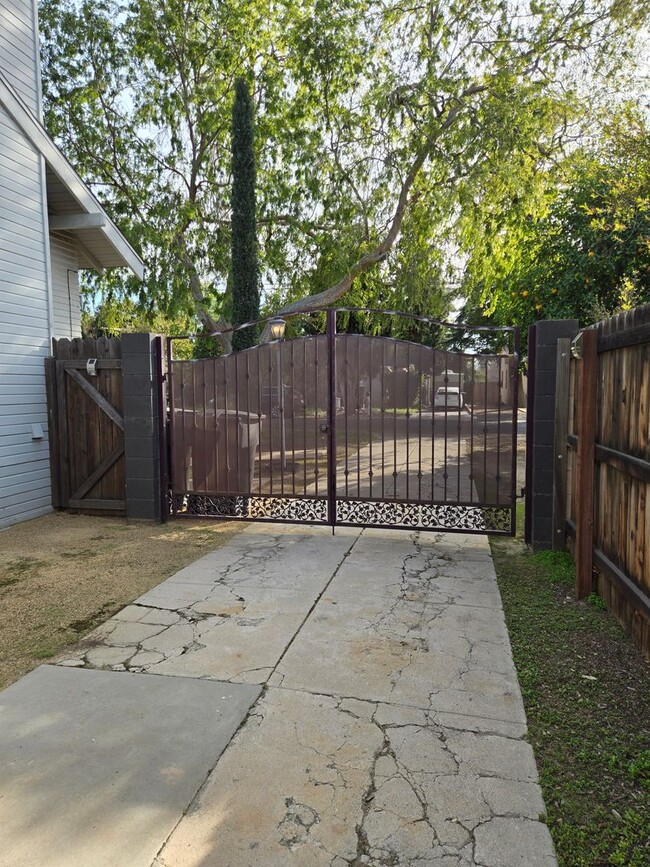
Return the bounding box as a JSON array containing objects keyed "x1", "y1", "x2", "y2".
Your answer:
[
  {"x1": 269, "y1": 317, "x2": 286, "y2": 341},
  {"x1": 571, "y1": 332, "x2": 584, "y2": 359}
]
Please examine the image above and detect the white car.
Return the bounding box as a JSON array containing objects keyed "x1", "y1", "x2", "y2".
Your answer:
[{"x1": 433, "y1": 386, "x2": 464, "y2": 410}]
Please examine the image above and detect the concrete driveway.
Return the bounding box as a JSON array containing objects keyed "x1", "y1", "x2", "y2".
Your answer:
[{"x1": 0, "y1": 524, "x2": 556, "y2": 867}]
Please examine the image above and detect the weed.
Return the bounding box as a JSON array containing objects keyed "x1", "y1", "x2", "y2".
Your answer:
[
  {"x1": 67, "y1": 603, "x2": 118, "y2": 635},
  {"x1": 529, "y1": 549, "x2": 575, "y2": 584},
  {"x1": 32, "y1": 642, "x2": 62, "y2": 660},
  {"x1": 609, "y1": 810, "x2": 650, "y2": 866},
  {"x1": 628, "y1": 749, "x2": 650, "y2": 784},
  {"x1": 60, "y1": 549, "x2": 99, "y2": 560},
  {"x1": 0, "y1": 556, "x2": 45, "y2": 588},
  {"x1": 586, "y1": 591, "x2": 606, "y2": 610}
]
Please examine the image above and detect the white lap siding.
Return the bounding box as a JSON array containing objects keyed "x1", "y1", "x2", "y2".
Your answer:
[
  {"x1": 0, "y1": 0, "x2": 41, "y2": 116},
  {"x1": 0, "y1": 106, "x2": 53, "y2": 529},
  {"x1": 50, "y1": 233, "x2": 81, "y2": 339}
]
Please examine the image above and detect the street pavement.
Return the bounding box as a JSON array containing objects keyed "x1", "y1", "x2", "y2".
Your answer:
[{"x1": 0, "y1": 523, "x2": 556, "y2": 867}]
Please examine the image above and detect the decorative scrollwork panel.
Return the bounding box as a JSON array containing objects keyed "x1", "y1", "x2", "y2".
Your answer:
[
  {"x1": 336, "y1": 499, "x2": 512, "y2": 533},
  {"x1": 247, "y1": 497, "x2": 328, "y2": 522},
  {"x1": 172, "y1": 494, "x2": 328, "y2": 523}
]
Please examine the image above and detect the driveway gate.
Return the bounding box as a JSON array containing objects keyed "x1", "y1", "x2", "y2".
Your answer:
[{"x1": 166, "y1": 309, "x2": 520, "y2": 534}]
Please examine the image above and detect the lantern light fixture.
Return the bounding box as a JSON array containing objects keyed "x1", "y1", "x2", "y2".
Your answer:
[{"x1": 269, "y1": 317, "x2": 286, "y2": 341}]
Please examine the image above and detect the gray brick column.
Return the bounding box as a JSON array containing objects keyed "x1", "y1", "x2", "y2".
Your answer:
[
  {"x1": 121, "y1": 333, "x2": 165, "y2": 521},
  {"x1": 525, "y1": 319, "x2": 579, "y2": 550}
]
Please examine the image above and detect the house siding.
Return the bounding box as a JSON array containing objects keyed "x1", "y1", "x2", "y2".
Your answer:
[
  {"x1": 0, "y1": 105, "x2": 53, "y2": 529},
  {"x1": 0, "y1": 0, "x2": 41, "y2": 116},
  {"x1": 50, "y1": 232, "x2": 81, "y2": 338}
]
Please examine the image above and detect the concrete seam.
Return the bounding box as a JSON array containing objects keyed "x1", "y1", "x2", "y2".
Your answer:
[
  {"x1": 148, "y1": 529, "x2": 364, "y2": 866},
  {"x1": 264, "y1": 683, "x2": 528, "y2": 740},
  {"x1": 269, "y1": 528, "x2": 364, "y2": 678},
  {"x1": 149, "y1": 684, "x2": 265, "y2": 867}
]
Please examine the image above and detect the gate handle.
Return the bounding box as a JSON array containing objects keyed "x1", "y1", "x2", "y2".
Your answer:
[{"x1": 320, "y1": 423, "x2": 329, "y2": 433}]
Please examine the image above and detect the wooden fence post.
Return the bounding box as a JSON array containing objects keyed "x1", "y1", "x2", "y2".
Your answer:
[
  {"x1": 552, "y1": 338, "x2": 571, "y2": 550},
  {"x1": 575, "y1": 329, "x2": 598, "y2": 598}
]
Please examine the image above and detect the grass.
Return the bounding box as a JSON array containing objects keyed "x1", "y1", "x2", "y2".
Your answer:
[
  {"x1": 491, "y1": 509, "x2": 650, "y2": 866},
  {"x1": 0, "y1": 513, "x2": 242, "y2": 690}
]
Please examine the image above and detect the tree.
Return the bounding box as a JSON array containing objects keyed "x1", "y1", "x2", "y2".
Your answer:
[
  {"x1": 39, "y1": 0, "x2": 649, "y2": 348},
  {"x1": 230, "y1": 77, "x2": 259, "y2": 350},
  {"x1": 40, "y1": 0, "x2": 274, "y2": 345},
  {"x1": 459, "y1": 107, "x2": 650, "y2": 341}
]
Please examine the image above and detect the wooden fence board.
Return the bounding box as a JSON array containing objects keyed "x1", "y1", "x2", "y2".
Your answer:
[{"x1": 561, "y1": 305, "x2": 650, "y2": 658}]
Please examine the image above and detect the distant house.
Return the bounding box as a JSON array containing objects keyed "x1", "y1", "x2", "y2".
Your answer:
[{"x1": 0, "y1": 1, "x2": 143, "y2": 529}]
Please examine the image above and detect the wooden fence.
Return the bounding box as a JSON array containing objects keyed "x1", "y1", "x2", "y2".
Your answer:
[
  {"x1": 555, "y1": 305, "x2": 650, "y2": 658},
  {"x1": 45, "y1": 337, "x2": 125, "y2": 515}
]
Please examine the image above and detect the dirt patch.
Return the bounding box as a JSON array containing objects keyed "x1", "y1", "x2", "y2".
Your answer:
[{"x1": 0, "y1": 513, "x2": 242, "y2": 690}]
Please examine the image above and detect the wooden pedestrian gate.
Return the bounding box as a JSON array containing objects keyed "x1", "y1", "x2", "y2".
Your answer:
[
  {"x1": 45, "y1": 337, "x2": 125, "y2": 515},
  {"x1": 167, "y1": 310, "x2": 520, "y2": 534}
]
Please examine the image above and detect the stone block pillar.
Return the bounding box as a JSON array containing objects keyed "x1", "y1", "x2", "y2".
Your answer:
[
  {"x1": 121, "y1": 333, "x2": 165, "y2": 521},
  {"x1": 525, "y1": 319, "x2": 579, "y2": 550}
]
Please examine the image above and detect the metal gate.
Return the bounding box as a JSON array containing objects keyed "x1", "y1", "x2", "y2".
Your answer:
[{"x1": 166, "y1": 309, "x2": 520, "y2": 534}]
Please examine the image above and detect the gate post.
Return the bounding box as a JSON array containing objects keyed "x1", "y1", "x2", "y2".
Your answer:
[
  {"x1": 122, "y1": 333, "x2": 165, "y2": 521},
  {"x1": 525, "y1": 319, "x2": 579, "y2": 550},
  {"x1": 574, "y1": 329, "x2": 597, "y2": 598},
  {"x1": 552, "y1": 338, "x2": 572, "y2": 550},
  {"x1": 326, "y1": 308, "x2": 337, "y2": 529}
]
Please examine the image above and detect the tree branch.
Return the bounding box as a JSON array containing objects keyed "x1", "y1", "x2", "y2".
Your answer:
[
  {"x1": 258, "y1": 140, "x2": 432, "y2": 340},
  {"x1": 175, "y1": 236, "x2": 232, "y2": 353}
]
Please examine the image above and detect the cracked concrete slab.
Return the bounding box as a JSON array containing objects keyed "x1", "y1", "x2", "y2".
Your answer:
[
  {"x1": 45, "y1": 523, "x2": 555, "y2": 866},
  {"x1": 155, "y1": 688, "x2": 554, "y2": 867},
  {"x1": 154, "y1": 527, "x2": 553, "y2": 866},
  {"x1": 62, "y1": 525, "x2": 359, "y2": 684},
  {"x1": 0, "y1": 666, "x2": 260, "y2": 867},
  {"x1": 272, "y1": 534, "x2": 524, "y2": 723}
]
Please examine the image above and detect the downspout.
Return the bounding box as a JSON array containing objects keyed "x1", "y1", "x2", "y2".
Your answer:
[{"x1": 41, "y1": 162, "x2": 55, "y2": 342}]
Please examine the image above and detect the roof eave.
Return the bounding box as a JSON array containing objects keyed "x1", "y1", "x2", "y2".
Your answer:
[{"x1": 0, "y1": 72, "x2": 145, "y2": 281}]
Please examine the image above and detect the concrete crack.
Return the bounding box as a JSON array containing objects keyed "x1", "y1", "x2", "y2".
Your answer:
[{"x1": 278, "y1": 797, "x2": 321, "y2": 851}]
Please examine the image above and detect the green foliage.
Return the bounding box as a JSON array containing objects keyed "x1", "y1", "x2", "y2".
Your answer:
[
  {"x1": 609, "y1": 810, "x2": 650, "y2": 867},
  {"x1": 586, "y1": 591, "x2": 607, "y2": 610},
  {"x1": 231, "y1": 77, "x2": 259, "y2": 350},
  {"x1": 82, "y1": 295, "x2": 193, "y2": 337},
  {"x1": 628, "y1": 749, "x2": 650, "y2": 784},
  {"x1": 81, "y1": 295, "x2": 199, "y2": 358},
  {"x1": 460, "y1": 108, "x2": 650, "y2": 341},
  {"x1": 529, "y1": 550, "x2": 576, "y2": 585},
  {"x1": 39, "y1": 1, "x2": 649, "y2": 333}
]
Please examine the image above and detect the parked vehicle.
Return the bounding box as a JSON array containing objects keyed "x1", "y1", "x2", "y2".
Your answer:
[{"x1": 433, "y1": 386, "x2": 464, "y2": 410}]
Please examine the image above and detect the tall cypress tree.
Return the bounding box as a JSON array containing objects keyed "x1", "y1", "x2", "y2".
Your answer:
[{"x1": 231, "y1": 77, "x2": 259, "y2": 351}]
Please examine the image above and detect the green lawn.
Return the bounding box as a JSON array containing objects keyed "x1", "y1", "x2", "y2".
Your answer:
[{"x1": 491, "y1": 518, "x2": 650, "y2": 866}]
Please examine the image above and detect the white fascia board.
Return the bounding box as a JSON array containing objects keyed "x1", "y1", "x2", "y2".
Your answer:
[
  {"x1": 49, "y1": 213, "x2": 107, "y2": 230},
  {"x1": 0, "y1": 72, "x2": 145, "y2": 281}
]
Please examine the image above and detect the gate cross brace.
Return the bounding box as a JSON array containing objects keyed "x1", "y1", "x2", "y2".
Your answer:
[
  {"x1": 64, "y1": 368, "x2": 125, "y2": 431},
  {"x1": 69, "y1": 442, "x2": 125, "y2": 502}
]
